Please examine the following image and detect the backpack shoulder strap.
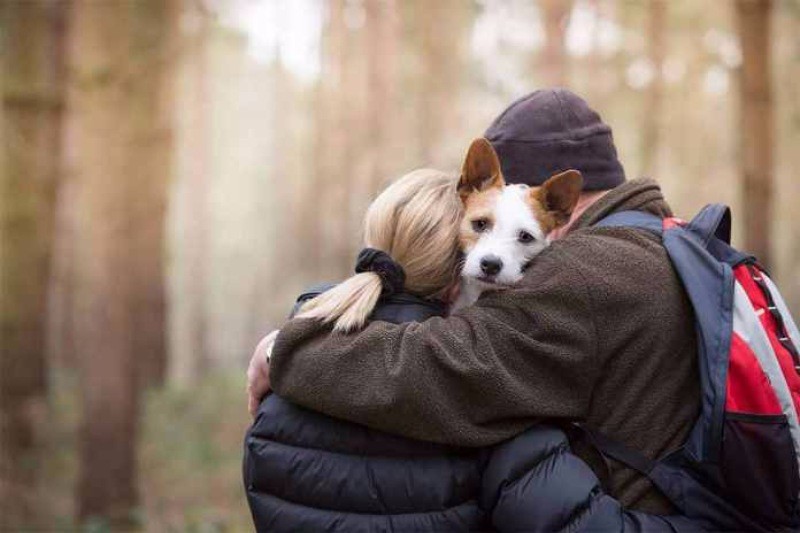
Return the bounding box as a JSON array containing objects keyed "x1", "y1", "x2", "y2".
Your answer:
[
  {"x1": 596, "y1": 207, "x2": 731, "y2": 463},
  {"x1": 596, "y1": 205, "x2": 732, "y2": 247},
  {"x1": 687, "y1": 204, "x2": 731, "y2": 245},
  {"x1": 568, "y1": 423, "x2": 656, "y2": 478},
  {"x1": 594, "y1": 210, "x2": 663, "y2": 234}
]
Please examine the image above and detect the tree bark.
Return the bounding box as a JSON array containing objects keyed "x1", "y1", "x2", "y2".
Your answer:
[
  {"x1": 317, "y1": 0, "x2": 402, "y2": 275},
  {"x1": 168, "y1": 3, "x2": 211, "y2": 388},
  {"x1": 67, "y1": 0, "x2": 174, "y2": 522},
  {"x1": 364, "y1": 0, "x2": 399, "y2": 197},
  {"x1": 641, "y1": 0, "x2": 667, "y2": 177},
  {"x1": 128, "y1": 0, "x2": 176, "y2": 388},
  {"x1": 0, "y1": 1, "x2": 67, "y2": 524},
  {"x1": 47, "y1": 153, "x2": 78, "y2": 371},
  {"x1": 413, "y1": 0, "x2": 469, "y2": 165},
  {"x1": 313, "y1": 0, "x2": 352, "y2": 277},
  {"x1": 540, "y1": 0, "x2": 574, "y2": 87},
  {"x1": 736, "y1": 0, "x2": 774, "y2": 267}
]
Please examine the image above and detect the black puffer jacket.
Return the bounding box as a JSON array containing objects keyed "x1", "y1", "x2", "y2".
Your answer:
[
  {"x1": 243, "y1": 287, "x2": 700, "y2": 532},
  {"x1": 246, "y1": 395, "x2": 487, "y2": 530}
]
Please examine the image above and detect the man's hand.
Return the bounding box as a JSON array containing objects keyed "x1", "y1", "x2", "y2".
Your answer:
[{"x1": 247, "y1": 330, "x2": 278, "y2": 417}]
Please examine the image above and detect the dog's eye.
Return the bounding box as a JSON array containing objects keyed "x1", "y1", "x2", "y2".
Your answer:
[
  {"x1": 518, "y1": 230, "x2": 535, "y2": 244},
  {"x1": 471, "y1": 218, "x2": 489, "y2": 233}
]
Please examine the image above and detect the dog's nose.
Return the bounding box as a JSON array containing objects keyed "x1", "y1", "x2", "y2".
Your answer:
[{"x1": 480, "y1": 256, "x2": 503, "y2": 276}]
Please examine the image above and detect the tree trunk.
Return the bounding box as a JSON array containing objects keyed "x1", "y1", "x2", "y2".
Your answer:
[
  {"x1": 364, "y1": 0, "x2": 399, "y2": 197},
  {"x1": 0, "y1": 1, "x2": 67, "y2": 525},
  {"x1": 540, "y1": 0, "x2": 574, "y2": 87},
  {"x1": 47, "y1": 154, "x2": 78, "y2": 371},
  {"x1": 413, "y1": 0, "x2": 464, "y2": 165},
  {"x1": 314, "y1": 0, "x2": 352, "y2": 277},
  {"x1": 67, "y1": 0, "x2": 174, "y2": 522},
  {"x1": 311, "y1": 1, "x2": 405, "y2": 278},
  {"x1": 641, "y1": 0, "x2": 667, "y2": 177},
  {"x1": 168, "y1": 3, "x2": 211, "y2": 388},
  {"x1": 129, "y1": 0, "x2": 176, "y2": 388},
  {"x1": 736, "y1": 0, "x2": 774, "y2": 267}
]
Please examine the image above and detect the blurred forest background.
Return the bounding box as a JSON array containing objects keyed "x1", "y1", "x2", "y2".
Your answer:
[{"x1": 1, "y1": 0, "x2": 799, "y2": 529}]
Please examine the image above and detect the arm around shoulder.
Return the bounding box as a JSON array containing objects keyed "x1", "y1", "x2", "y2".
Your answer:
[{"x1": 271, "y1": 248, "x2": 601, "y2": 446}]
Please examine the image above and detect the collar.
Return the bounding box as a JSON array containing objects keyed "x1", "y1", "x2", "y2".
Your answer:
[
  {"x1": 568, "y1": 178, "x2": 673, "y2": 234},
  {"x1": 295, "y1": 284, "x2": 447, "y2": 324},
  {"x1": 370, "y1": 292, "x2": 448, "y2": 323}
]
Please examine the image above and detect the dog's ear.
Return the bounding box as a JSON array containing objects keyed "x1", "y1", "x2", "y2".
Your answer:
[
  {"x1": 532, "y1": 170, "x2": 583, "y2": 226},
  {"x1": 458, "y1": 138, "x2": 504, "y2": 202}
]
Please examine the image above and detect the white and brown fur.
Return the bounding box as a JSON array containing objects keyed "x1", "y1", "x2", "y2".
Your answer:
[{"x1": 453, "y1": 138, "x2": 583, "y2": 309}]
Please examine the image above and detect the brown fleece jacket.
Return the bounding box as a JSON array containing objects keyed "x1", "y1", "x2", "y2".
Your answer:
[{"x1": 271, "y1": 178, "x2": 701, "y2": 514}]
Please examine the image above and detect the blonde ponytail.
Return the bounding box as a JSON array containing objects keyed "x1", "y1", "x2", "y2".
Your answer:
[
  {"x1": 296, "y1": 272, "x2": 383, "y2": 332},
  {"x1": 297, "y1": 169, "x2": 462, "y2": 333}
]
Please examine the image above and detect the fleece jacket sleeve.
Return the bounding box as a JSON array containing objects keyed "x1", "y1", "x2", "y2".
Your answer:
[{"x1": 269, "y1": 240, "x2": 601, "y2": 447}]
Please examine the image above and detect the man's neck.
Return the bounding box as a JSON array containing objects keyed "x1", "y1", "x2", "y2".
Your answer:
[{"x1": 549, "y1": 190, "x2": 609, "y2": 241}]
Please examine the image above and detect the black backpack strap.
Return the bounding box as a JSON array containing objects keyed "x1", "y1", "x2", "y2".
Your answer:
[
  {"x1": 575, "y1": 424, "x2": 657, "y2": 477},
  {"x1": 565, "y1": 422, "x2": 657, "y2": 497},
  {"x1": 566, "y1": 422, "x2": 662, "y2": 502},
  {"x1": 563, "y1": 423, "x2": 613, "y2": 491}
]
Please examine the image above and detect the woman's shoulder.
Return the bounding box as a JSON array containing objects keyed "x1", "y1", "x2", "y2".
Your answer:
[
  {"x1": 289, "y1": 282, "x2": 337, "y2": 318},
  {"x1": 296, "y1": 282, "x2": 337, "y2": 302},
  {"x1": 289, "y1": 281, "x2": 447, "y2": 323}
]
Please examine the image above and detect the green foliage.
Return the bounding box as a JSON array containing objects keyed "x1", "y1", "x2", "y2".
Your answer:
[
  {"x1": 40, "y1": 369, "x2": 253, "y2": 531},
  {"x1": 82, "y1": 516, "x2": 113, "y2": 533},
  {"x1": 140, "y1": 371, "x2": 253, "y2": 531}
]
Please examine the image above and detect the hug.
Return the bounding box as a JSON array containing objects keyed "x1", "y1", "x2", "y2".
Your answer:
[{"x1": 244, "y1": 89, "x2": 800, "y2": 531}]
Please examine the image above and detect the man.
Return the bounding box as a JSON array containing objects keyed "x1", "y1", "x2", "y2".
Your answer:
[{"x1": 247, "y1": 88, "x2": 700, "y2": 514}]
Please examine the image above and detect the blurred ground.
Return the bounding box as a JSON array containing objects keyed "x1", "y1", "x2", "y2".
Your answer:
[{"x1": 36, "y1": 371, "x2": 252, "y2": 532}]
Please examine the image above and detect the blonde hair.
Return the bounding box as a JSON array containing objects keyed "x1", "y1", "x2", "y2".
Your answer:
[{"x1": 297, "y1": 169, "x2": 463, "y2": 332}]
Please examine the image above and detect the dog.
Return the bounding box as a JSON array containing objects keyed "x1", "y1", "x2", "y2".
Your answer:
[{"x1": 453, "y1": 138, "x2": 583, "y2": 309}]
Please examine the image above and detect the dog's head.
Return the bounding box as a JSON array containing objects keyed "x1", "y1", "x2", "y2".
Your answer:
[{"x1": 457, "y1": 138, "x2": 583, "y2": 285}]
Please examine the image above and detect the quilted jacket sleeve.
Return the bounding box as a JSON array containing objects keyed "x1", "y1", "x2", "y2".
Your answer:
[{"x1": 481, "y1": 426, "x2": 703, "y2": 532}]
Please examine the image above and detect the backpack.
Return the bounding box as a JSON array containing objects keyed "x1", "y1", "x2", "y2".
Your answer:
[{"x1": 590, "y1": 204, "x2": 800, "y2": 531}]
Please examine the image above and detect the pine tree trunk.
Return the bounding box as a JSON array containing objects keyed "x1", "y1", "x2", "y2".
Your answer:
[
  {"x1": 67, "y1": 0, "x2": 174, "y2": 522},
  {"x1": 540, "y1": 0, "x2": 573, "y2": 87},
  {"x1": 364, "y1": 0, "x2": 399, "y2": 197},
  {"x1": 129, "y1": 0, "x2": 176, "y2": 388},
  {"x1": 69, "y1": 1, "x2": 138, "y2": 521},
  {"x1": 168, "y1": 4, "x2": 211, "y2": 387},
  {"x1": 314, "y1": 0, "x2": 351, "y2": 277},
  {"x1": 736, "y1": 0, "x2": 774, "y2": 267},
  {"x1": 414, "y1": 0, "x2": 457, "y2": 164},
  {"x1": 0, "y1": 1, "x2": 67, "y2": 524},
  {"x1": 47, "y1": 158, "x2": 78, "y2": 371},
  {"x1": 641, "y1": 0, "x2": 666, "y2": 177}
]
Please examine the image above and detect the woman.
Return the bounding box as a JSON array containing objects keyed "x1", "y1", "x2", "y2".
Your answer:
[{"x1": 243, "y1": 169, "x2": 698, "y2": 532}]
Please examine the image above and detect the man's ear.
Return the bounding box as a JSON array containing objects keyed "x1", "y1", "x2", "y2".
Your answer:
[
  {"x1": 458, "y1": 138, "x2": 504, "y2": 202},
  {"x1": 533, "y1": 170, "x2": 583, "y2": 226}
]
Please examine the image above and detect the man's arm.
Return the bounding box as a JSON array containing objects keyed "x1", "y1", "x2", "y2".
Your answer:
[{"x1": 270, "y1": 243, "x2": 601, "y2": 447}]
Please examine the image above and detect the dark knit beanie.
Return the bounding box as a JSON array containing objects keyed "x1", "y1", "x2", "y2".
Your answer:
[{"x1": 484, "y1": 88, "x2": 626, "y2": 191}]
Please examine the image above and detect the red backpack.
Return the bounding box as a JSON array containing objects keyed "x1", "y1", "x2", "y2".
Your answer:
[{"x1": 593, "y1": 205, "x2": 800, "y2": 530}]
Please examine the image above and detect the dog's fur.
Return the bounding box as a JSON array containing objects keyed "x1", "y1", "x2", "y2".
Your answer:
[{"x1": 453, "y1": 138, "x2": 583, "y2": 309}]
